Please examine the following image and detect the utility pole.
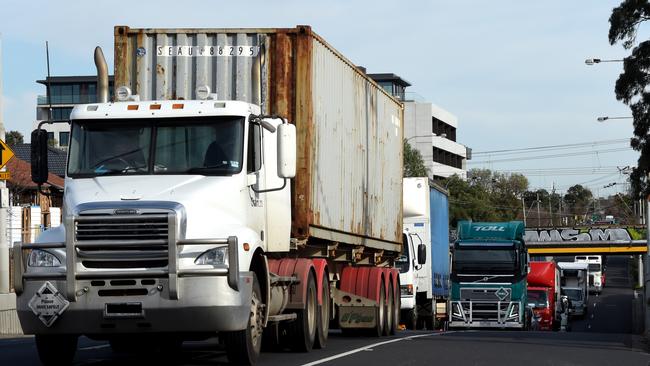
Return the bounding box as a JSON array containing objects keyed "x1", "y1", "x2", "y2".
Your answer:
[
  {"x1": 536, "y1": 192, "x2": 541, "y2": 227},
  {"x1": 521, "y1": 196, "x2": 527, "y2": 227},
  {"x1": 0, "y1": 34, "x2": 8, "y2": 294}
]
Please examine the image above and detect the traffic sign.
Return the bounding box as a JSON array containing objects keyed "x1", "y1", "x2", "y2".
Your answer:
[
  {"x1": 0, "y1": 172, "x2": 10, "y2": 180},
  {"x1": 0, "y1": 139, "x2": 14, "y2": 170}
]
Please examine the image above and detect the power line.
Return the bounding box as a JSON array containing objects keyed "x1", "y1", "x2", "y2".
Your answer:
[
  {"x1": 468, "y1": 147, "x2": 633, "y2": 164},
  {"x1": 472, "y1": 139, "x2": 629, "y2": 155}
]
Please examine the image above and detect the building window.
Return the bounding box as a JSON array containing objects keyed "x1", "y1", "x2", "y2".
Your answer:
[
  {"x1": 52, "y1": 107, "x2": 73, "y2": 120},
  {"x1": 47, "y1": 132, "x2": 54, "y2": 144},
  {"x1": 59, "y1": 132, "x2": 70, "y2": 147}
]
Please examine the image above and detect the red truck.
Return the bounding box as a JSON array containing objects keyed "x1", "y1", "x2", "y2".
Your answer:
[{"x1": 527, "y1": 261, "x2": 561, "y2": 331}]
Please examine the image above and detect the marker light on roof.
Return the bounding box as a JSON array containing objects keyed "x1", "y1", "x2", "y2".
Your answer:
[
  {"x1": 196, "y1": 85, "x2": 211, "y2": 100},
  {"x1": 116, "y1": 86, "x2": 132, "y2": 102}
]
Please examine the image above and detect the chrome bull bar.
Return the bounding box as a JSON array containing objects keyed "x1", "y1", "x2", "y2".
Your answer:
[{"x1": 13, "y1": 234, "x2": 239, "y2": 301}]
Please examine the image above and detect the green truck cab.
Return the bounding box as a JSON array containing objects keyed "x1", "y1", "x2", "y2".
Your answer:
[{"x1": 449, "y1": 221, "x2": 529, "y2": 329}]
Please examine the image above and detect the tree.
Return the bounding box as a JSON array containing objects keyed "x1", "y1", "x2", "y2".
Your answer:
[
  {"x1": 5, "y1": 130, "x2": 23, "y2": 146},
  {"x1": 609, "y1": 0, "x2": 650, "y2": 199},
  {"x1": 564, "y1": 184, "x2": 594, "y2": 221},
  {"x1": 445, "y1": 169, "x2": 529, "y2": 226},
  {"x1": 403, "y1": 140, "x2": 428, "y2": 177}
]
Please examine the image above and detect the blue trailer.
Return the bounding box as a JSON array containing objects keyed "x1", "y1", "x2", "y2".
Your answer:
[{"x1": 398, "y1": 178, "x2": 450, "y2": 329}]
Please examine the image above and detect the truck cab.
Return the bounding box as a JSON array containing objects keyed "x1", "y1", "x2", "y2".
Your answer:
[
  {"x1": 16, "y1": 97, "x2": 297, "y2": 364},
  {"x1": 558, "y1": 262, "x2": 589, "y2": 317},
  {"x1": 449, "y1": 221, "x2": 529, "y2": 329}
]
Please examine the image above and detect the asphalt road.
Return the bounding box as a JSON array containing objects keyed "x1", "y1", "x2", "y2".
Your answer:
[{"x1": 1, "y1": 256, "x2": 646, "y2": 366}]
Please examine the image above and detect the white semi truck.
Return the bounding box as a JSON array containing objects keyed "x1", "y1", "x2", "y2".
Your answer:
[
  {"x1": 14, "y1": 26, "x2": 404, "y2": 365},
  {"x1": 558, "y1": 262, "x2": 589, "y2": 317},
  {"x1": 397, "y1": 178, "x2": 449, "y2": 329}
]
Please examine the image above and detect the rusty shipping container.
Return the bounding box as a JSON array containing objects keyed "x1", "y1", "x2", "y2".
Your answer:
[{"x1": 114, "y1": 25, "x2": 403, "y2": 253}]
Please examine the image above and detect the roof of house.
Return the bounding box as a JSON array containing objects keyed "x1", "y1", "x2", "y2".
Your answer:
[
  {"x1": 12, "y1": 143, "x2": 67, "y2": 177},
  {"x1": 6, "y1": 156, "x2": 64, "y2": 190}
]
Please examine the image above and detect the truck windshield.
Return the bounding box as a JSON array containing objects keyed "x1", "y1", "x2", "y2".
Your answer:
[
  {"x1": 527, "y1": 290, "x2": 548, "y2": 308},
  {"x1": 588, "y1": 264, "x2": 601, "y2": 272},
  {"x1": 452, "y1": 248, "x2": 516, "y2": 273},
  {"x1": 563, "y1": 288, "x2": 583, "y2": 301},
  {"x1": 68, "y1": 117, "x2": 244, "y2": 177},
  {"x1": 395, "y1": 235, "x2": 411, "y2": 273}
]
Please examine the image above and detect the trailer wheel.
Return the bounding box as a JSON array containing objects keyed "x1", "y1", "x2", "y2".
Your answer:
[
  {"x1": 35, "y1": 334, "x2": 78, "y2": 366},
  {"x1": 314, "y1": 272, "x2": 330, "y2": 349},
  {"x1": 383, "y1": 280, "x2": 394, "y2": 336},
  {"x1": 391, "y1": 281, "x2": 400, "y2": 335},
  {"x1": 371, "y1": 280, "x2": 386, "y2": 337},
  {"x1": 223, "y1": 273, "x2": 263, "y2": 365},
  {"x1": 290, "y1": 271, "x2": 317, "y2": 352}
]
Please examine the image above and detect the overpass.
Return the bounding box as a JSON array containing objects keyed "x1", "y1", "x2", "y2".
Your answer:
[{"x1": 525, "y1": 226, "x2": 647, "y2": 255}]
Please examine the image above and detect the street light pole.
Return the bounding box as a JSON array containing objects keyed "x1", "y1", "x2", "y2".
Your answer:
[
  {"x1": 585, "y1": 58, "x2": 624, "y2": 65},
  {"x1": 597, "y1": 116, "x2": 633, "y2": 122}
]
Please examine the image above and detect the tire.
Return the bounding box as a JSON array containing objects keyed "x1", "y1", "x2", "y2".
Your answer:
[
  {"x1": 383, "y1": 280, "x2": 396, "y2": 336},
  {"x1": 371, "y1": 280, "x2": 386, "y2": 337},
  {"x1": 35, "y1": 334, "x2": 78, "y2": 366},
  {"x1": 314, "y1": 272, "x2": 330, "y2": 349},
  {"x1": 391, "y1": 283, "x2": 400, "y2": 335},
  {"x1": 403, "y1": 308, "x2": 417, "y2": 330},
  {"x1": 290, "y1": 272, "x2": 317, "y2": 352},
  {"x1": 223, "y1": 273, "x2": 264, "y2": 365}
]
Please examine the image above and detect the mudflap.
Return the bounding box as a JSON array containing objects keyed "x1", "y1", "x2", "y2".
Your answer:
[{"x1": 332, "y1": 288, "x2": 378, "y2": 329}]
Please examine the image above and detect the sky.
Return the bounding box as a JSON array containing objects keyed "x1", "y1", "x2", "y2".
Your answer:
[{"x1": 0, "y1": 0, "x2": 641, "y2": 198}]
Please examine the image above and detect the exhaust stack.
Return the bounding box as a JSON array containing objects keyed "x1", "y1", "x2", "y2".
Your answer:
[{"x1": 94, "y1": 46, "x2": 109, "y2": 103}]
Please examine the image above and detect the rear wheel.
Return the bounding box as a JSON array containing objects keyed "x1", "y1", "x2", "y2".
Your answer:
[
  {"x1": 35, "y1": 334, "x2": 78, "y2": 366},
  {"x1": 223, "y1": 273, "x2": 263, "y2": 365},
  {"x1": 371, "y1": 280, "x2": 386, "y2": 337},
  {"x1": 314, "y1": 272, "x2": 330, "y2": 349},
  {"x1": 383, "y1": 281, "x2": 394, "y2": 336},
  {"x1": 391, "y1": 281, "x2": 400, "y2": 335},
  {"x1": 290, "y1": 272, "x2": 317, "y2": 352}
]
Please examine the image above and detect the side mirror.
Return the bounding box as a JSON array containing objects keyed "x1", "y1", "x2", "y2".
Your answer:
[
  {"x1": 31, "y1": 129, "x2": 49, "y2": 184},
  {"x1": 417, "y1": 244, "x2": 426, "y2": 265},
  {"x1": 277, "y1": 123, "x2": 296, "y2": 178}
]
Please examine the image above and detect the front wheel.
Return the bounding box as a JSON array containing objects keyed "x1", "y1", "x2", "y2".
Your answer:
[
  {"x1": 223, "y1": 273, "x2": 264, "y2": 365},
  {"x1": 403, "y1": 308, "x2": 417, "y2": 330},
  {"x1": 35, "y1": 334, "x2": 78, "y2": 366}
]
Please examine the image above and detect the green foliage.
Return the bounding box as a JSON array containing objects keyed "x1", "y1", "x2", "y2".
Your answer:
[
  {"x1": 403, "y1": 140, "x2": 428, "y2": 177},
  {"x1": 445, "y1": 169, "x2": 529, "y2": 227},
  {"x1": 563, "y1": 184, "x2": 594, "y2": 214},
  {"x1": 5, "y1": 130, "x2": 24, "y2": 146},
  {"x1": 609, "y1": 0, "x2": 650, "y2": 199}
]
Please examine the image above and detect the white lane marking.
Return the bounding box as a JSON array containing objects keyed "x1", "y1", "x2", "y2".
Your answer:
[
  {"x1": 79, "y1": 344, "x2": 110, "y2": 351},
  {"x1": 301, "y1": 332, "x2": 454, "y2": 366}
]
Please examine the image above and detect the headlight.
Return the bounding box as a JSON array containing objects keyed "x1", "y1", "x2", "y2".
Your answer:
[
  {"x1": 400, "y1": 284, "x2": 413, "y2": 296},
  {"x1": 28, "y1": 250, "x2": 61, "y2": 267},
  {"x1": 195, "y1": 246, "x2": 229, "y2": 266}
]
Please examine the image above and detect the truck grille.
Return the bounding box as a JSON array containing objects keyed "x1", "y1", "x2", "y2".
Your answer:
[
  {"x1": 460, "y1": 288, "x2": 512, "y2": 302},
  {"x1": 75, "y1": 212, "x2": 170, "y2": 269}
]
